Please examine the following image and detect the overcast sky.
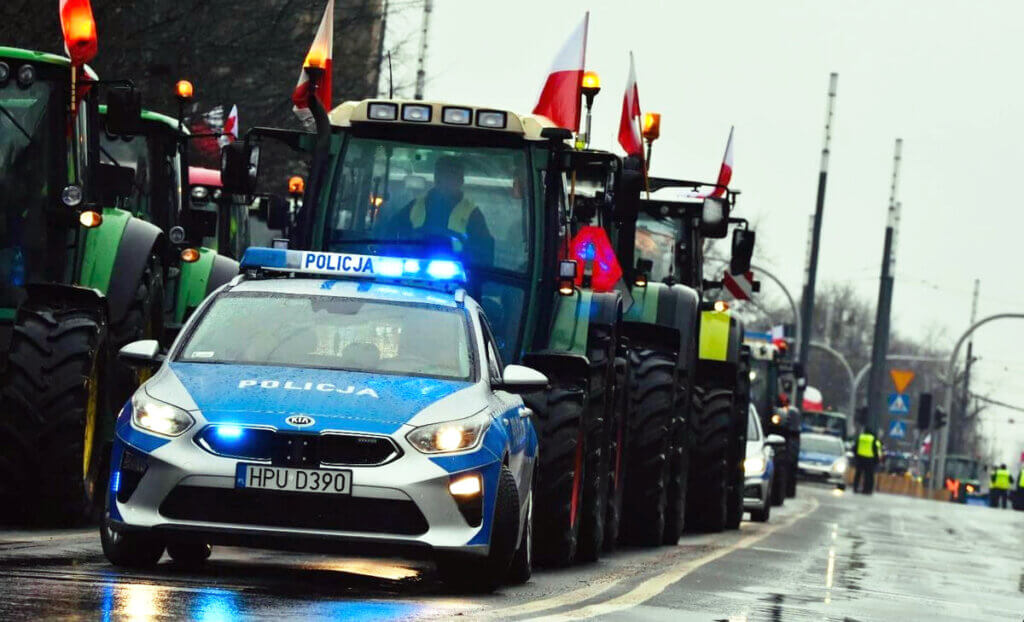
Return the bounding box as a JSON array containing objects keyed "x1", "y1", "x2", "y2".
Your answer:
[{"x1": 383, "y1": 0, "x2": 1024, "y2": 465}]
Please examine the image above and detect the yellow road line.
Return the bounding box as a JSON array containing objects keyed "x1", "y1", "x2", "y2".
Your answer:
[{"x1": 528, "y1": 497, "x2": 820, "y2": 621}]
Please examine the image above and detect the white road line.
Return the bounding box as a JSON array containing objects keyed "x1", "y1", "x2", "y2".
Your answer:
[{"x1": 526, "y1": 497, "x2": 820, "y2": 621}]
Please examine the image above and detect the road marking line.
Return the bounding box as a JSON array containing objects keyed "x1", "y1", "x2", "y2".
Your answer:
[{"x1": 527, "y1": 497, "x2": 820, "y2": 621}]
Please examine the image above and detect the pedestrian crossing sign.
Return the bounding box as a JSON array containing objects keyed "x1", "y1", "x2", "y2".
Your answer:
[
  {"x1": 888, "y1": 420, "x2": 908, "y2": 439},
  {"x1": 887, "y1": 393, "x2": 910, "y2": 415}
]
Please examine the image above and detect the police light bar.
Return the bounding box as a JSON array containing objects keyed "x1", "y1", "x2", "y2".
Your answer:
[{"x1": 240, "y1": 247, "x2": 466, "y2": 284}]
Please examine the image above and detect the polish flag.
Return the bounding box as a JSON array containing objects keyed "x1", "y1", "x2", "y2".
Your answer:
[
  {"x1": 292, "y1": 0, "x2": 334, "y2": 127},
  {"x1": 219, "y1": 105, "x2": 239, "y2": 147},
  {"x1": 532, "y1": 12, "x2": 588, "y2": 132},
  {"x1": 617, "y1": 52, "x2": 643, "y2": 157},
  {"x1": 710, "y1": 126, "x2": 734, "y2": 198}
]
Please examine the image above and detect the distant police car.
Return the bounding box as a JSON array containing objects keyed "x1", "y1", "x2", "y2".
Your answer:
[
  {"x1": 101, "y1": 248, "x2": 544, "y2": 591},
  {"x1": 797, "y1": 432, "x2": 847, "y2": 489}
]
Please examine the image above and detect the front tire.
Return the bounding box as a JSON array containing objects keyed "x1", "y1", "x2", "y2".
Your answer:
[
  {"x1": 167, "y1": 540, "x2": 212, "y2": 567},
  {"x1": 506, "y1": 486, "x2": 533, "y2": 585},
  {"x1": 101, "y1": 516, "x2": 164, "y2": 568},
  {"x1": 436, "y1": 466, "x2": 519, "y2": 593},
  {"x1": 0, "y1": 303, "x2": 105, "y2": 525}
]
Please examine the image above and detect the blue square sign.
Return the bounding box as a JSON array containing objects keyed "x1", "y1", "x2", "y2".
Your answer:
[
  {"x1": 888, "y1": 420, "x2": 908, "y2": 439},
  {"x1": 887, "y1": 393, "x2": 911, "y2": 415}
]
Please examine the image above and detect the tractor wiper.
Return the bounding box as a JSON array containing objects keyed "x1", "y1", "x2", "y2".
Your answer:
[{"x1": 0, "y1": 102, "x2": 32, "y2": 141}]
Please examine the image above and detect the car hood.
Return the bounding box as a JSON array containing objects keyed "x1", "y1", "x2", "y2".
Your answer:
[
  {"x1": 799, "y1": 451, "x2": 840, "y2": 465},
  {"x1": 145, "y1": 362, "x2": 477, "y2": 435}
]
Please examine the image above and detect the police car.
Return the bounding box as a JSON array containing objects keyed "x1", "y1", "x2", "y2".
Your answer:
[
  {"x1": 742, "y1": 404, "x2": 785, "y2": 522},
  {"x1": 101, "y1": 247, "x2": 543, "y2": 591}
]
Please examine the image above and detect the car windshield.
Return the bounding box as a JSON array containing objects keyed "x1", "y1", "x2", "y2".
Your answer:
[
  {"x1": 634, "y1": 212, "x2": 678, "y2": 282},
  {"x1": 803, "y1": 412, "x2": 847, "y2": 436},
  {"x1": 801, "y1": 435, "x2": 843, "y2": 456},
  {"x1": 0, "y1": 79, "x2": 56, "y2": 296},
  {"x1": 178, "y1": 292, "x2": 474, "y2": 381}
]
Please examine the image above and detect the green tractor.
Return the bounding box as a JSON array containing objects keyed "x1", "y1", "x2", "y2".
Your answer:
[
  {"x1": 0, "y1": 46, "x2": 237, "y2": 524},
  {"x1": 221, "y1": 97, "x2": 632, "y2": 565},
  {"x1": 613, "y1": 171, "x2": 755, "y2": 532}
]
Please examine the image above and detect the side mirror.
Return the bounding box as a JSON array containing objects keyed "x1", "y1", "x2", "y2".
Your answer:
[
  {"x1": 264, "y1": 195, "x2": 290, "y2": 231},
  {"x1": 494, "y1": 364, "x2": 548, "y2": 394},
  {"x1": 95, "y1": 163, "x2": 135, "y2": 205},
  {"x1": 118, "y1": 339, "x2": 165, "y2": 369},
  {"x1": 699, "y1": 196, "x2": 730, "y2": 238},
  {"x1": 104, "y1": 87, "x2": 143, "y2": 135},
  {"x1": 765, "y1": 434, "x2": 786, "y2": 447},
  {"x1": 221, "y1": 141, "x2": 260, "y2": 195},
  {"x1": 729, "y1": 228, "x2": 756, "y2": 274}
]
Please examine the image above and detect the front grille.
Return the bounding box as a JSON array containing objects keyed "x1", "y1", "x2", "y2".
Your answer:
[
  {"x1": 196, "y1": 427, "x2": 400, "y2": 466},
  {"x1": 159, "y1": 486, "x2": 428, "y2": 535}
]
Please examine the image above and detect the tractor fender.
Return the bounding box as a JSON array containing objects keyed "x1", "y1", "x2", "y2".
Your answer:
[
  {"x1": 623, "y1": 282, "x2": 699, "y2": 368},
  {"x1": 521, "y1": 351, "x2": 590, "y2": 391},
  {"x1": 587, "y1": 291, "x2": 622, "y2": 330},
  {"x1": 21, "y1": 283, "x2": 108, "y2": 321},
  {"x1": 107, "y1": 218, "x2": 166, "y2": 325},
  {"x1": 697, "y1": 312, "x2": 746, "y2": 388},
  {"x1": 207, "y1": 253, "x2": 240, "y2": 294},
  {"x1": 174, "y1": 249, "x2": 239, "y2": 325}
]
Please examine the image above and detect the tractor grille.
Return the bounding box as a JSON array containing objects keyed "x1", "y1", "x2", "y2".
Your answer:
[
  {"x1": 196, "y1": 428, "x2": 400, "y2": 466},
  {"x1": 159, "y1": 486, "x2": 428, "y2": 535}
]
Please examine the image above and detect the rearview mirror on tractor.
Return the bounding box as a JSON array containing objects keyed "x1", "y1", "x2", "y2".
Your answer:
[
  {"x1": 730, "y1": 228, "x2": 756, "y2": 275},
  {"x1": 104, "y1": 86, "x2": 143, "y2": 135},
  {"x1": 699, "y1": 196, "x2": 729, "y2": 238},
  {"x1": 221, "y1": 141, "x2": 260, "y2": 195}
]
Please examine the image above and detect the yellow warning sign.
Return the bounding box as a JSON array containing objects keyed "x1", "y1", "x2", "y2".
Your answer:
[{"x1": 890, "y1": 369, "x2": 915, "y2": 393}]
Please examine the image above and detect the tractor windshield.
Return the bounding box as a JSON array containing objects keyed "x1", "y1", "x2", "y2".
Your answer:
[
  {"x1": 0, "y1": 78, "x2": 60, "y2": 300},
  {"x1": 634, "y1": 212, "x2": 678, "y2": 282},
  {"x1": 945, "y1": 457, "x2": 980, "y2": 482},
  {"x1": 324, "y1": 136, "x2": 534, "y2": 361}
]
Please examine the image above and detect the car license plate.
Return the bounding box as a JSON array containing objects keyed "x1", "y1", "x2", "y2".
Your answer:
[{"x1": 237, "y1": 464, "x2": 352, "y2": 494}]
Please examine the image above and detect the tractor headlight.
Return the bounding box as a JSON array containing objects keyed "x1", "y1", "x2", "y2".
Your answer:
[
  {"x1": 132, "y1": 394, "x2": 194, "y2": 437},
  {"x1": 406, "y1": 411, "x2": 490, "y2": 454},
  {"x1": 832, "y1": 457, "x2": 848, "y2": 474},
  {"x1": 744, "y1": 456, "x2": 766, "y2": 475}
]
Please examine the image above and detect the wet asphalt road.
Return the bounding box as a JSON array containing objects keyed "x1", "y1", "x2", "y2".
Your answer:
[{"x1": 0, "y1": 484, "x2": 1021, "y2": 621}]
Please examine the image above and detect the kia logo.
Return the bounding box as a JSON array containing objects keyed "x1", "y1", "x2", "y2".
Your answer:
[{"x1": 286, "y1": 415, "x2": 315, "y2": 427}]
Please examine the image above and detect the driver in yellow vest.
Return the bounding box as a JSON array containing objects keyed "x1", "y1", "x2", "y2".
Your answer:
[
  {"x1": 386, "y1": 156, "x2": 494, "y2": 265},
  {"x1": 990, "y1": 463, "x2": 1013, "y2": 509}
]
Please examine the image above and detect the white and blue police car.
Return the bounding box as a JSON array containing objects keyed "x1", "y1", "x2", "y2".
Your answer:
[{"x1": 101, "y1": 247, "x2": 543, "y2": 591}]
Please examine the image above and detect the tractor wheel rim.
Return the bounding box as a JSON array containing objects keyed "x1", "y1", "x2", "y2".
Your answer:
[{"x1": 82, "y1": 360, "x2": 98, "y2": 480}]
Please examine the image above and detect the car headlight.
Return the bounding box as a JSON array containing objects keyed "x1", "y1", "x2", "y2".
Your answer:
[
  {"x1": 132, "y1": 394, "x2": 194, "y2": 437},
  {"x1": 406, "y1": 411, "x2": 491, "y2": 454},
  {"x1": 744, "y1": 456, "x2": 766, "y2": 475},
  {"x1": 832, "y1": 457, "x2": 848, "y2": 474}
]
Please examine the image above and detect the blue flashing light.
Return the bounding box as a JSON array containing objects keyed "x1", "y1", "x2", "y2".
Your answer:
[
  {"x1": 426, "y1": 259, "x2": 461, "y2": 280},
  {"x1": 111, "y1": 470, "x2": 121, "y2": 493},
  {"x1": 403, "y1": 259, "x2": 421, "y2": 273},
  {"x1": 215, "y1": 425, "x2": 244, "y2": 440},
  {"x1": 376, "y1": 257, "x2": 404, "y2": 277},
  {"x1": 581, "y1": 242, "x2": 596, "y2": 261}
]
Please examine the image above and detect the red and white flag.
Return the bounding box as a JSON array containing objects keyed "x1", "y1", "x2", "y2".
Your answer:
[
  {"x1": 617, "y1": 52, "x2": 643, "y2": 157},
  {"x1": 292, "y1": 0, "x2": 334, "y2": 127},
  {"x1": 532, "y1": 12, "x2": 588, "y2": 132},
  {"x1": 219, "y1": 104, "x2": 239, "y2": 147},
  {"x1": 710, "y1": 126, "x2": 734, "y2": 198}
]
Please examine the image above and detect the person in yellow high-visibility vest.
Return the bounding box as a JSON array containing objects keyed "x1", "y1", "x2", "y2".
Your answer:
[
  {"x1": 989, "y1": 463, "x2": 1013, "y2": 509},
  {"x1": 386, "y1": 156, "x2": 494, "y2": 266},
  {"x1": 853, "y1": 428, "x2": 880, "y2": 494}
]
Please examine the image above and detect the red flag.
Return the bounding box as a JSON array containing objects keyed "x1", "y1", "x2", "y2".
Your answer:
[
  {"x1": 710, "y1": 126, "x2": 734, "y2": 198},
  {"x1": 617, "y1": 52, "x2": 643, "y2": 157},
  {"x1": 533, "y1": 12, "x2": 588, "y2": 132},
  {"x1": 60, "y1": 0, "x2": 98, "y2": 67},
  {"x1": 292, "y1": 0, "x2": 334, "y2": 127},
  {"x1": 219, "y1": 105, "x2": 239, "y2": 148}
]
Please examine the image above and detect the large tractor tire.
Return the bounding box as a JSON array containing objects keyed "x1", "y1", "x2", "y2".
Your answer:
[
  {"x1": 620, "y1": 349, "x2": 674, "y2": 546},
  {"x1": 525, "y1": 384, "x2": 586, "y2": 567},
  {"x1": 576, "y1": 326, "x2": 614, "y2": 562},
  {"x1": 603, "y1": 355, "x2": 629, "y2": 551},
  {"x1": 0, "y1": 303, "x2": 105, "y2": 525},
  {"x1": 108, "y1": 256, "x2": 164, "y2": 406},
  {"x1": 686, "y1": 387, "x2": 732, "y2": 533}
]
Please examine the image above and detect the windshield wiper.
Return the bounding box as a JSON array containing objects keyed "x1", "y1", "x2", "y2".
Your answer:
[{"x1": 0, "y1": 102, "x2": 32, "y2": 141}]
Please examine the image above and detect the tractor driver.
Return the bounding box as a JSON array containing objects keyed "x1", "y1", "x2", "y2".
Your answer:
[{"x1": 385, "y1": 156, "x2": 494, "y2": 266}]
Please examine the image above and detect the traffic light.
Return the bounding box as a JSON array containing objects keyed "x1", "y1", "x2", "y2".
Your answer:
[
  {"x1": 917, "y1": 392, "x2": 932, "y2": 430},
  {"x1": 934, "y1": 406, "x2": 947, "y2": 429}
]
